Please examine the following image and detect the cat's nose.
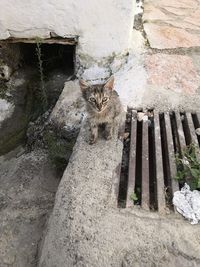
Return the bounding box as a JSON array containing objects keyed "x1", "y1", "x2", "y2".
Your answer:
[{"x1": 97, "y1": 104, "x2": 102, "y2": 111}]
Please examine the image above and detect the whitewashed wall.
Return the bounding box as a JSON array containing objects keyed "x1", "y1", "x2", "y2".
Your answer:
[{"x1": 0, "y1": 0, "x2": 135, "y2": 71}]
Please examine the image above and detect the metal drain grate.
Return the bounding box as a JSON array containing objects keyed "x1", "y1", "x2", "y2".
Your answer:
[{"x1": 115, "y1": 110, "x2": 200, "y2": 213}]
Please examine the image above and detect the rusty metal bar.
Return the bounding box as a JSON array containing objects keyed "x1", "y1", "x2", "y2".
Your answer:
[
  {"x1": 186, "y1": 113, "x2": 198, "y2": 144},
  {"x1": 126, "y1": 110, "x2": 137, "y2": 208},
  {"x1": 185, "y1": 113, "x2": 195, "y2": 144},
  {"x1": 175, "y1": 112, "x2": 187, "y2": 151},
  {"x1": 174, "y1": 112, "x2": 188, "y2": 213},
  {"x1": 154, "y1": 112, "x2": 166, "y2": 214},
  {"x1": 186, "y1": 113, "x2": 200, "y2": 160},
  {"x1": 197, "y1": 113, "x2": 200, "y2": 124},
  {"x1": 165, "y1": 113, "x2": 179, "y2": 195},
  {"x1": 141, "y1": 120, "x2": 149, "y2": 210},
  {"x1": 195, "y1": 113, "x2": 200, "y2": 147}
]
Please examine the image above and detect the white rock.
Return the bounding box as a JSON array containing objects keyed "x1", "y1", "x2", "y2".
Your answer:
[
  {"x1": 49, "y1": 80, "x2": 85, "y2": 136},
  {"x1": 137, "y1": 112, "x2": 148, "y2": 122},
  {"x1": 114, "y1": 53, "x2": 147, "y2": 110},
  {"x1": 0, "y1": 99, "x2": 14, "y2": 127},
  {"x1": 81, "y1": 65, "x2": 110, "y2": 83},
  {"x1": 195, "y1": 128, "x2": 200, "y2": 135}
]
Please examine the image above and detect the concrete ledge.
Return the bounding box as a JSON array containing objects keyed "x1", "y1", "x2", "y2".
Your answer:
[{"x1": 39, "y1": 118, "x2": 124, "y2": 266}]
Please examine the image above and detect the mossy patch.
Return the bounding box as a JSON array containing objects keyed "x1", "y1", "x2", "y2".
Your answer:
[
  {"x1": 0, "y1": 128, "x2": 26, "y2": 156},
  {"x1": 44, "y1": 129, "x2": 76, "y2": 174}
]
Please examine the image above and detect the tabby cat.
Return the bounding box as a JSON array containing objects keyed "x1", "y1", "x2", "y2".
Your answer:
[{"x1": 79, "y1": 76, "x2": 122, "y2": 144}]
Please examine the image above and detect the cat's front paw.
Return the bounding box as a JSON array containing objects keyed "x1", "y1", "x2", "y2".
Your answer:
[
  {"x1": 105, "y1": 133, "x2": 112, "y2": 140},
  {"x1": 89, "y1": 136, "x2": 97, "y2": 145}
]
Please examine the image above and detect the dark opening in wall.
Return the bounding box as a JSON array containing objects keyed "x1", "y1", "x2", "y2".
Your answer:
[
  {"x1": 0, "y1": 40, "x2": 76, "y2": 79},
  {"x1": 14, "y1": 42, "x2": 76, "y2": 115},
  {"x1": 0, "y1": 39, "x2": 76, "y2": 155},
  {"x1": 20, "y1": 43, "x2": 75, "y2": 75}
]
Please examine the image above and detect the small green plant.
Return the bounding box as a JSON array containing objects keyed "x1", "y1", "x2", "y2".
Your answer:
[
  {"x1": 130, "y1": 192, "x2": 138, "y2": 202},
  {"x1": 35, "y1": 38, "x2": 48, "y2": 111},
  {"x1": 44, "y1": 130, "x2": 75, "y2": 173},
  {"x1": 174, "y1": 143, "x2": 200, "y2": 190}
]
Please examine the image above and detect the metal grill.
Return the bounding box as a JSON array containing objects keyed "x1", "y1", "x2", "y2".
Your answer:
[{"x1": 114, "y1": 110, "x2": 200, "y2": 213}]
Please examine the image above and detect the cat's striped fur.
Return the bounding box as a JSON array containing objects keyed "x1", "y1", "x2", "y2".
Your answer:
[{"x1": 79, "y1": 77, "x2": 122, "y2": 144}]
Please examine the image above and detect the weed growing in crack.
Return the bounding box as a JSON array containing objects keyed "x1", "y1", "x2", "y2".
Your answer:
[
  {"x1": 174, "y1": 143, "x2": 200, "y2": 190},
  {"x1": 35, "y1": 38, "x2": 48, "y2": 112},
  {"x1": 130, "y1": 192, "x2": 138, "y2": 202}
]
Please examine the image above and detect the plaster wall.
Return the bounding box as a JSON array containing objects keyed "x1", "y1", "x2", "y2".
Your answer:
[{"x1": 0, "y1": 0, "x2": 135, "y2": 67}]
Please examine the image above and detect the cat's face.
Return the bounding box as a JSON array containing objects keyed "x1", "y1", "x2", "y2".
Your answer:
[{"x1": 79, "y1": 77, "x2": 114, "y2": 113}]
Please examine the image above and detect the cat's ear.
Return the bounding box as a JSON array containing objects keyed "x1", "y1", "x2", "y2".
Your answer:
[
  {"x1": 79, "y1": 79, "x2": 90, "y2": 91},
  {"x1": 104, "y1": 76, "x2": 114, "y2": 90}
]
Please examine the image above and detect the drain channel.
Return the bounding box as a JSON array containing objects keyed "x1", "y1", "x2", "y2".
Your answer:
[
  {"x1": 117, "y1": 110, "x2": 200, "y2": 213},
  {"x1": 148, "y1": 114, "x2": 157, "y2": 211},
  {"x1": 117, "y1": 111, "x2": 131, "y2": 208}
]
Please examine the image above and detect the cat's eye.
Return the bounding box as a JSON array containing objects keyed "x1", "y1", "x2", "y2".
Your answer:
[
  {"x1": 102, "y1": 97, "x2": 108, "y2": 102},
  {"x1": 89, "y1": 97, "x2": 96, "y2": 102}
]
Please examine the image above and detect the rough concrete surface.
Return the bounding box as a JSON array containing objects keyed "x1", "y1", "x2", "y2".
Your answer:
[
  {"x1": 141, "y1": 52, "x2": 200, "y2": 112},
  {"x1": 0, "y1": 148, "x2": 60, "y2": 267},
  {"x1": 49, "y1": 80, "x2": 85, "y2": 137},
  {"x1": 114, "y1": 53, "x2": 148, "y2": 110},
  {"x1": 39, "y1": 121, "x2": 200, "y2": 267}
]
